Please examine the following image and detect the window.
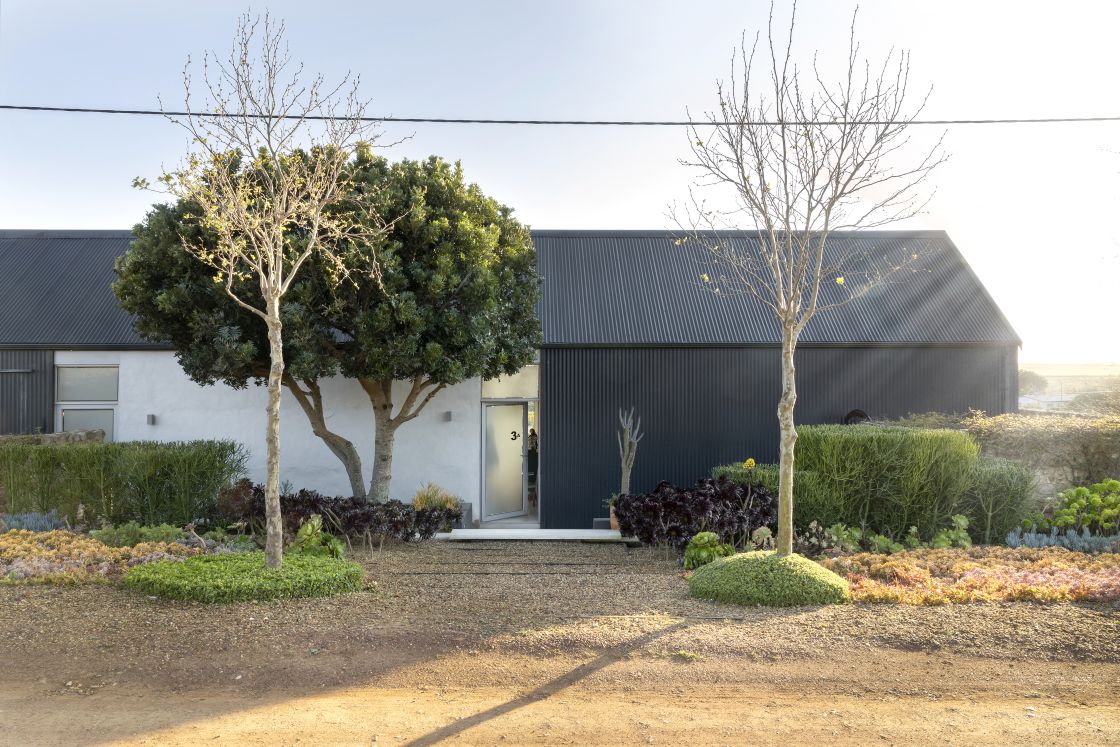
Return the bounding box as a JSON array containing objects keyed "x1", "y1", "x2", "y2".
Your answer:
[
  {"x1": 57, "y1": 366, "x2": 118, "y2": 401},
  {"x1": 56, "y1": 366, "x2": 119, "y2": 441},
  {"x1": 482, "y1": 364, "x2": 539, "y2": 400}
]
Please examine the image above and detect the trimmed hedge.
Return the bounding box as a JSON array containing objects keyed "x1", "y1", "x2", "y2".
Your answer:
[
  {"x1": 795, "y1": 425, "x2": 979, "y2": 539},
  {"x1": 688, "y1": 551, "x2": 851, "y2": 607},
  {"x1": 960, "y1": 458, "x2": 1037, "y2": 544},
  {"x1": 0, "y1": 440, "x2": 246, "y2": 527},
  {"x1": 962, "y1": 412, "x2": 1120, "y2": 491},
  {"x1": 122, "y1": 551, "x2": 364, "y2": 602}
]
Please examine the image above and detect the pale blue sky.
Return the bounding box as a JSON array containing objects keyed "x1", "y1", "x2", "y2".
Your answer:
[{"x1": 1, "y1": 1, "x2": 1118, "y2": 362}]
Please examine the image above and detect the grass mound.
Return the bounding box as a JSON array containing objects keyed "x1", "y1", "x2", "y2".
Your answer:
[
  {"x1": 688, "y1": 550, "x2": 850, "y2": 607},
  {"x1": 122, "y1": 551, "x2": 364, "y2": 603}
]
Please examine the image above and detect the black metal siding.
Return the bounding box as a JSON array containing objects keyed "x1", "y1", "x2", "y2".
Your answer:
[
  {"x1": 535, "y1": 230, "x2": 1021, "y2": 346},
  {"x1": 0, "y1": 350, "x2": 54, "y2": 434},
  {"x1": 539, "y1": 345, "x2": 1015, "y2": 529}
]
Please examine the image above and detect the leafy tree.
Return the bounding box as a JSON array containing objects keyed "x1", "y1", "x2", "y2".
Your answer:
[
  {"x1": 1019, "y1": 369, "x2": 1048, "y2": 396},
  {"x1": 116, "y1": 154, "x2": 541, "y2": 502}
]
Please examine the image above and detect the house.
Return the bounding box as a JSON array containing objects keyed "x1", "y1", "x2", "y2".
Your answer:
[{"x1": 0, "y1": 229, "x2": 1019, "y2": 529}]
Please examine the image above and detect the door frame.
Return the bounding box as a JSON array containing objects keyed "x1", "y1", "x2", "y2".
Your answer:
[{"x1": 480, "y1": 399, "x2": 531, "y2": 521}]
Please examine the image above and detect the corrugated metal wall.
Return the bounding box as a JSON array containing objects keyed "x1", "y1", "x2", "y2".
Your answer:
[
  {"x1": 0, "y1": 350, "x2": 54, "y2": 435},
  {"x1": 539, "y1": 345, "x2": 1016, "y2": 529}
]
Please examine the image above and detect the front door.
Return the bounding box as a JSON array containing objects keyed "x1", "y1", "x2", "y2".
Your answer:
[{"x1": 483, "y1": 402, "x2": 528, "y2": 520}]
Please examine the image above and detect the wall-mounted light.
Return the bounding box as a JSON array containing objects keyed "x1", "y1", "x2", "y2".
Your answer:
[
  {"x1": 146, "y1": 414, "x2": 157, "y2": 425},
  {"x1": 443, "y1": 411, "x2": 454, "y2": 422}
]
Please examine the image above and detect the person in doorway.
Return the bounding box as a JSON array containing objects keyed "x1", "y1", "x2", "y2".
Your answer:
[{"x1": 527, "y1": 428, "x2": 539, "y2": 486}]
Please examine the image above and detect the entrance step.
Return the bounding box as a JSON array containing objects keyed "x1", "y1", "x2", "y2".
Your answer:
[{"x1": 435, "y1": 528, "x2": 628, "y2": 543}]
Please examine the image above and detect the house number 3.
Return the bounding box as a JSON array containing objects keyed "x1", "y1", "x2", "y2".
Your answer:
[{"x1": 510, "y1": 431, "x2": 520, "y2": 441}]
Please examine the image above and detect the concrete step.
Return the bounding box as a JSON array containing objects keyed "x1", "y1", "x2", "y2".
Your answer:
[{"x1": 435, "y1": 528, "x2": 629, "y2": 543}]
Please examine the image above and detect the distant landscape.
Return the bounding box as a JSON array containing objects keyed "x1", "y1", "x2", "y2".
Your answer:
[{"x1": 1021, "y1": 363, "x2": 1120, "y2": 396}]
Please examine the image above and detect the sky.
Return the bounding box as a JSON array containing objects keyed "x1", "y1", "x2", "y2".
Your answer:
[{"x1": 0, "y1": 0, "x2": 1118, "y2": 363}]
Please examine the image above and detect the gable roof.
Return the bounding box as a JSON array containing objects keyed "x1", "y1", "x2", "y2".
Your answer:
[
  {"x1": 535, "y1": 230, "x2": 1020, "y2": 346},
  {"x1": 0, "y1": 228, "x2": 1019, "y2": 350},
  {"x1": 0, "y1": 230, "x2": 157, "y2": 349}
]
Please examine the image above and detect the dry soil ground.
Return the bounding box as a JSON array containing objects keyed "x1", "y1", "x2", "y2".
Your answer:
[{"x1": 1, "y1": 541, "x2": 1118, "y2": 746}]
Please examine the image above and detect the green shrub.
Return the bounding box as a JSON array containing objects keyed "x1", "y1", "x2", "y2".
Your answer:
[
  {"x1": 0, "y1": 440, "x2": 246, "y2": 526},
  {"x1": 122, "y1": 551, "x2": 363, "y2": 602},
  {"x1": 287, "y1": 515, "x2": 345, "y2": 559},
  {"x1": 794, "y1": 425, "x2": 979, "y2": 539},
  {"x1": 683, "y1": 531, "x2": 734, "y2": 570},
  {"x1": 959, "y1": 458, "x2": 1036, "y2": 544},
  {"x1": 411, "y1": 482, "x2": 460, "y2": 511},
  {"x1": 1028, "y1": 479, "x2": 1120, "y2": 534},
  {"x1": 712, "y1": 462, "x2": 828, "y2": 529},
  {"x1": 962, "y1": 412, "x2": 1120, "y2": 491},
  {"x1": 90, "y1": 521, "x2": 186, "y2": 547},
  {"x1": 688, "y1": 551, "x2": 851, "y2": 607}
]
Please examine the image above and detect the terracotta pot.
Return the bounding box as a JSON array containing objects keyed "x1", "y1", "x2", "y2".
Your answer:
[{"x1": 609, "y1": 505, "x2": 620, "y2": 531}]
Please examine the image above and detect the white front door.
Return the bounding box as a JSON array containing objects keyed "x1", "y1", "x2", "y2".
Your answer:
[{"x1": 483, "y1": 402, "x2": 528, "y2": 520}]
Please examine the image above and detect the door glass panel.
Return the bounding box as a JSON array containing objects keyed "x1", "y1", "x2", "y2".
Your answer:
[
  {"x1": 485, "y1": 404, "x2": 525, "y2": 517},
  {"x1": 61, "y1": 408, "x2": 114, "y2": 441}
]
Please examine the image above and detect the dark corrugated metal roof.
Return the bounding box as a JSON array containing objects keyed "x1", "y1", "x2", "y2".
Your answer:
[
  {"x1": 533, "y1": 230, "x2": 1020, "y2": 346},
  {"x1": 0, "y1": 230, "x2": 161, "y2": 349},
  {"x1": 0, "y1": 228, "x2": 1018, "y2": 349}
]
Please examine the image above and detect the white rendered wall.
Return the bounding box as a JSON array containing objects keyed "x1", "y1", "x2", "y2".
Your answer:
[{"x1": 54, "y1": 350, "x2": 483, "y2": 511}]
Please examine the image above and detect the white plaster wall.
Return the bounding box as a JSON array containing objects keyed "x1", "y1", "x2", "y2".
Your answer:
[{"x1": 54, "y1": 350, "x2": 483, "y2": 511}]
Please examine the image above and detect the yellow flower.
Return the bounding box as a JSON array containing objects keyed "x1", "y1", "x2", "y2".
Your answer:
[
  {"x1": 700, "y1": 273, "x2": 710, "y2": 283},
  {"x1": 836, "y1": 276, "x2": 845, "y2": 285},
  {"x1": 742, "y1": 457, "x2": 756, "y2": 470}
]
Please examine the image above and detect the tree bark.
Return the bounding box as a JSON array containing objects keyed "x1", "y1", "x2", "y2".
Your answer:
[
  {"x1": 370, "y1": 404, "x2": 397, "y2": 503},
  {"x1": 283, "y1": 374, "x2": 366, "y2": 499},
  {"x1": 776, "y1": 326, "x2": 798, "y2": 556},
  {"x1": 263, "y1": 294, "x2": 285, "y2": 569}
]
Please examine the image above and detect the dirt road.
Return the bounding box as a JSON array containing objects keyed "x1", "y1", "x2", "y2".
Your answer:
[{"x1": 1, "y1": 542, "x2": 1117, "y2": 745}]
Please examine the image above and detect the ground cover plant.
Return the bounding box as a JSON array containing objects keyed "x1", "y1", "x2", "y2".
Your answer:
[
  {"x1": 90, "y1": 522, "x2": 186, "y2": 547},
  {"x1": 233, "y1": 483, "x2": 462, "y2": 545},
  {"x1": 0, "y1": 529, "x2": 199, "y2": 584},
  {"x1": 0, "y1": 440, "x2": 246, "y2": 527},
  {"x1": 818, "y1": 546, "x2": 1120, "y2": 604},
  {"x1": 688, "y1": 551, "x2": 851, "y2": 606},
  {"x1": 614, "y1": 475, "x2": 776, "y2": 553},
  {"x1": 122, "y1": 551, "x2": 364, "y2": 602},
  {"x1": 1024, "y1": 479, "x2": 1120, "y2": 534}
]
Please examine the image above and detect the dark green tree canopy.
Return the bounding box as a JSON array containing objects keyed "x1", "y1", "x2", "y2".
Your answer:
[{"x1": 115, "y1": 154, "x2": 542, "y2": 391}]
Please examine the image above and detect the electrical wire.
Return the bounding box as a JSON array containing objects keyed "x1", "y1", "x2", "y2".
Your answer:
[{"x1": 3, "y1": 104, "x2": 1120, "y2": 126}]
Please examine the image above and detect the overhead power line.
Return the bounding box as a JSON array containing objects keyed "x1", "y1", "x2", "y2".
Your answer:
[{"x1": 4, "y1": 103, "x2": 1120, "y2": 127}]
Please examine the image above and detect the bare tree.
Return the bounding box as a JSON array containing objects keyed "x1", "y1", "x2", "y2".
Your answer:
[
  {"x1": 148, "y1": 14, "x2": 390, "y2": 567},
  {"x1": 678, "y1": 2, "x2": 945, "y2": 555},
  {"x1": 617, "y1": 407, "x2": 644, "y2": 496}
]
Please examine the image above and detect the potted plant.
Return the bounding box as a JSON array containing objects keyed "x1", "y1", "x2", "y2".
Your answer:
[{"x1": 604, "y1": 493, "x2": 621, "y2": 530}]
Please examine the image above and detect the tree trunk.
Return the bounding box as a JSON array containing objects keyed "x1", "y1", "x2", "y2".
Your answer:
[
  {"x1": 263, "y1": 295, "x2": 285, "y2": 569},
  {"x1": 776, "y1": 327, "x2": 798, "y2": 556},
  {"x1": 283, "y1": 376, "x2": 366, "y2": 499},
  {"x1": 370, "y1": 404, "x2": 397, "y2": 502}
]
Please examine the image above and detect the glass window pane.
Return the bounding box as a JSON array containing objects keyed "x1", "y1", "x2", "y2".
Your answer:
[
  {"x1": 61, "y1": 408, "x2": 114, "y2": 441},
  {"x1": 57, "y1": 367, "x2": 118, "y2": 401},
  {"x1": 482, "y1": 364, "x2": 538, "y2": 399}
]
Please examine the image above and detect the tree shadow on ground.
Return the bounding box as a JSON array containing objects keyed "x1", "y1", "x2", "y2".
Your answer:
[{"x1": 402, "y1": 620, "x2": 693, "y2": 747}]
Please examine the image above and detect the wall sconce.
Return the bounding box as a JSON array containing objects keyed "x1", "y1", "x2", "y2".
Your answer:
[
  {"x1": 146, "y1": 414, "x2": 157, "y2": 425},
  {"x1": 443, "y1": 411, "x2": 454, "y2": 422}
]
